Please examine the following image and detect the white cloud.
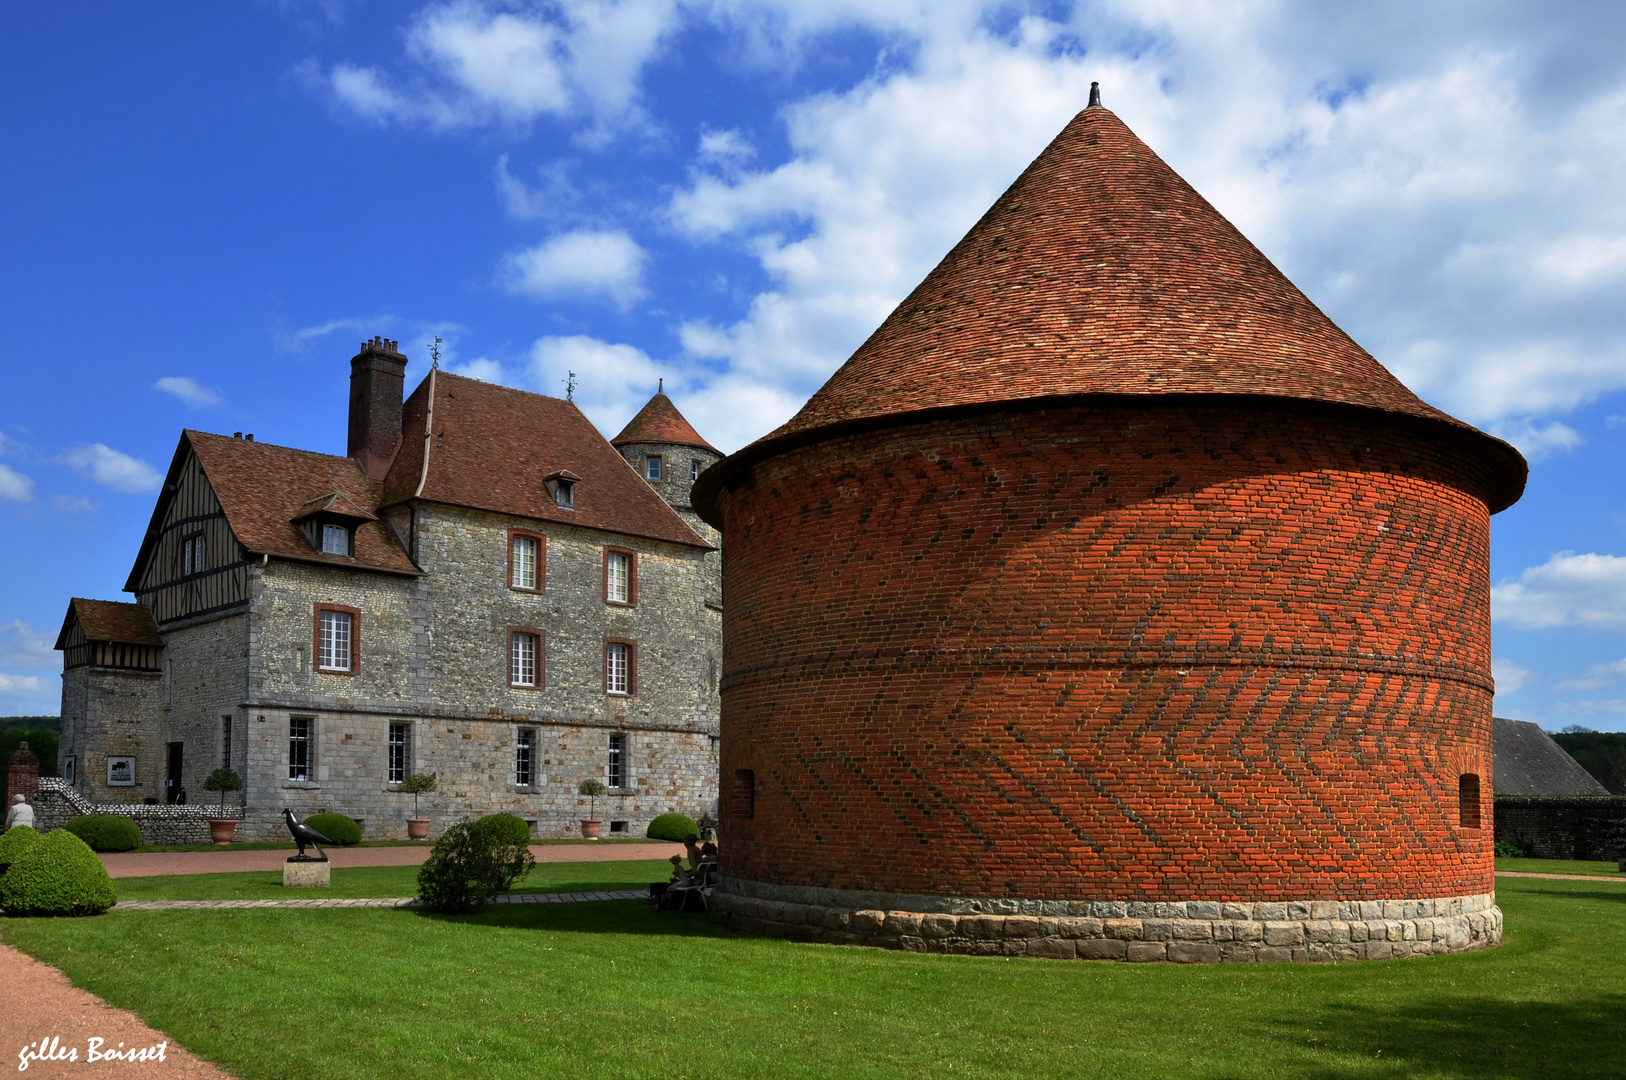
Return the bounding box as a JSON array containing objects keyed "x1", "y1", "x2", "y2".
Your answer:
[
  {"x1": 501, "y1": 229, "x2": 647, "y2": 307},
  {"x1": 277, "y1": 316, "x2": 394, "y2": 353},
  {"x1": 0, "y1": 674, "x2": 47, "y2": 696},
  {"x1": 1493, "y1": 658, "x2": 1535, "y2": 696},
  {"x1": 153, "y1": 376, "x2": 222, "y2": 409},
  {"x1": 62, "y1": 444, "x2": 163, "y2": 494},
  {"x1": 1492, "y1": 552, "x2": 1626, "y2": 632},
  {"x1": 323, "y1": 0, "x2": 679, "y2": 133},
  {"x1": 698, "y1": 127, "x2": 755, "y2": 164},
  {"x1": 51, "y1": 494, "x2": 99, "y2": 515},
  {"x1": 0, "y1": 463, "x2": 33, "y2": 502},
  {"x1": 0, "y1": 621, "x2": 54, "y2": 671},
  {"x1": 1485, "y1": 418, "x2": 1584, "y2": 461},
  {"x1": 1556, "y1": 657, "x2": 1626, "y2": 693}
]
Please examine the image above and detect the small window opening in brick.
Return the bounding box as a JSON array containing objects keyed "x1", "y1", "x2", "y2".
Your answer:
[
  {"x1": 733, "y1": 769, "x2": 755, "y2": 819},
  {"x1": 610, "y1": 820, "x2": 628, "y2": 834},
  {"x1": 1459, "y1": 773, "x2": 1481, "y2": 829}
]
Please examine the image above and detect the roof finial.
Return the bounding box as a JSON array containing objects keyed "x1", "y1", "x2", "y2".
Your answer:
[
  {"x1": 1088, "y1": 82, "x2": 1102, "y2": 108},
  {"x1": 658, "y1": 377, "x2": 663, "y2": 394}
]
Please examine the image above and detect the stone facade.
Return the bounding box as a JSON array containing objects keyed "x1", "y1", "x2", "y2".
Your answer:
[
  {"x1": 711, "y1": 878, "x2": 1503, "y2": 963},
  {"x1": 33, "y1": 779, "x2": 232, "y2": 846},
  {"x1": 55, "y1": 366, "x2": 723, "y2": 843}
]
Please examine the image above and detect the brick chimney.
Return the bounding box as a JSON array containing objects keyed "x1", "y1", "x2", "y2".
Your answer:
[
  {"x1": 6, "y1": 740, "x2": 38, "y2": 807},
  {"x1": 348, "y1": 337, "x2": 407, "y2": 480}
]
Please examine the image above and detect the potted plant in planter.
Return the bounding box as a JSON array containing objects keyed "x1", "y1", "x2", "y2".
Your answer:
[
  {"x1": 401, "y1": 773, "x2": 437, "y2": 839},
  {"x1": 578, "y1": 779, "x2": 607, "y2": 839},
  {"x1": 202, "y1": 768, "x2": 243, "y2": 844}
]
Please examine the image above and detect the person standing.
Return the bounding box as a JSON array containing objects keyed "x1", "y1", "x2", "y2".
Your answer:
[{"x1": 4, "y1": 794, "x2": 33, "y2": 831}]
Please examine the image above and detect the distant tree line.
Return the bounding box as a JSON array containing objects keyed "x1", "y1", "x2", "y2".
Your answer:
[
  {"x1": 1553, "y1": 727, "x2": 1626, "y2": 794},
  {"x1": 2, "y1": 718, "x2": 60, "y2": 803}
]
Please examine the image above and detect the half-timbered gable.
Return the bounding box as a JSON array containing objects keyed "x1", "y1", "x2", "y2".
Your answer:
[{"x1": 127, "y1": 442, "x2": 250, "y2": 626}]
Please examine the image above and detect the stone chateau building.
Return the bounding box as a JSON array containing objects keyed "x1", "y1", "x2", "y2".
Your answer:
[{"x1": 54, "y1": 340, "x2": 724, "y2": 840}]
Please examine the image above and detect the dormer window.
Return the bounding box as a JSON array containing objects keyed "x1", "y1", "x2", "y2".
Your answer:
[
  {"x1": 291, "y1": 491, "x2": 375, "y2": 560},
  {"x1": 646, "y1": 455, "x2": 662, "y2": 480},
  {"x1": 543, "y1": 470, "x2": 581, "y2": 512},
  {"x1": 321, "y1": 524, "x2": 351, "y2": 556}
]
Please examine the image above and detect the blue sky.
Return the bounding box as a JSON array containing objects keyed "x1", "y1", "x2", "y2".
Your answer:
[{"x1": 3, "y1": 1, "x2": 1626, "y2": 730}]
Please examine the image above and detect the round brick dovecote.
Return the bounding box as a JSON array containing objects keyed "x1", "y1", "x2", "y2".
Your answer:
[{"x1": 694, "y1": 102, "x2": 1525, "y2": 962}]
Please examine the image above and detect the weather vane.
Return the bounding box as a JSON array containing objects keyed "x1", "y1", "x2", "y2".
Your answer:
[
  {"x1": 565, "y1": 370, "x2": 576, "y2": 401},
  {"x1": 429, "y1": 336, "x2": 442, "y2": 370}
]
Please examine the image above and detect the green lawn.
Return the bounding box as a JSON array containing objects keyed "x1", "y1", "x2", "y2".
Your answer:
[
  {"x1": 113, "y1": 860, "x2": 673, "y2": 901},
  {"x1": 134, "y1": 836, "x2": 669, "y2": 853},
  {"x1": 3, "y1": 874, "x2": 1623, "y2": 1079},
  {"x1": 1495, "y1": 857, "x2": 1619, "y2": 877}
]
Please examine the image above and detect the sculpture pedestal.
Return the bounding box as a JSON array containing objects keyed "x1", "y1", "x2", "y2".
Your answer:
[{"x1": 284, "y1": 861, "x2": 331, "y2": 887}]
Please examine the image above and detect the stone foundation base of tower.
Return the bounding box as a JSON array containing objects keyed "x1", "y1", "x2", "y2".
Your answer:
[{"x1": 710, "y1": 879, "x2": 1501, "y2": 962}]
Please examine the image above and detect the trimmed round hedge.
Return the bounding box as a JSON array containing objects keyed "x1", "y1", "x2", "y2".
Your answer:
[
  {"x1": 63, "y1": 814, "x2": 143, "y2": 853},
  {"x1": 301, "y1": 814, "x2": 362, "y2": 845},
  {"x1": 0, "y1": 824, "x2": 42, "y2": 871},
  {"x1": 474, "y1": 813, "x2": 532, "y2": 845},
  {"x1": 0, "y1": 829, "x2": 117, "y2": 916},
  {"x1": 646, "y1": 813, "x2": 701, "y2": 842}
]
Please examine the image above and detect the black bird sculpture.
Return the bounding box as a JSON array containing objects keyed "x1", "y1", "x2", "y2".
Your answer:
[{"x1": 283, "y1": 808, "x2": 333, "y2": 862}]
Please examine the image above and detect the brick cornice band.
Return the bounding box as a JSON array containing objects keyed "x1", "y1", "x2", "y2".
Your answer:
[{"x1": 712, "y1": 878, "x2": 1502, "y2": 963}]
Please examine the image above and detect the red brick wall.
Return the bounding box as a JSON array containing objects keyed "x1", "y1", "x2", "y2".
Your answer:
[{"x1": 714, "y1": 403, "x2": 1499, "y2": 901}]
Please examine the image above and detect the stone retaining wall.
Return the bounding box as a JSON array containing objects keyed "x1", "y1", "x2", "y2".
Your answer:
[
  {"x1": 710, "y1": 878, "x2": 1501, "y2": 963},
  {"x1": 33, "y1": 778, "x2": 237, "y2": 846}
]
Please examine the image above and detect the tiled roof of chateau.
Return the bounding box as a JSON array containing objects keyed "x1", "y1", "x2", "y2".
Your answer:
[
  {"x1": 708, "y1": 101, "x2": 1524, "y2": 512},
  {"x1": 612, "y1": 392, "x2": 719, "y2": 452},
  {"x1": 57, "y1": 598, "x2": 161, "y2": 647},
  {"x1": 182, "y1": 432, "x2": 419, "y2": 576},
  {"x1": 381, "y1": 372, "x2": 710, "y2": 549}
]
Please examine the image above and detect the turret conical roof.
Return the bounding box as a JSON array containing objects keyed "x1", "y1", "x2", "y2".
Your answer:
[
  {"x1": 612, "y1": 392, "x2": 718, "y2": 453},
  {"x1": 700, "y1": 102, "x2": 1524, "y2": 514}
]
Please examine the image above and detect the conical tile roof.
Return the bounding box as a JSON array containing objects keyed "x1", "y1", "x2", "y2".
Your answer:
[
  {"x1": 612, "y1": 392, "x2": 718, "y2": 453},
  {"x1": 702, "y1": 102, "x2": 1524, "y2": 513}
]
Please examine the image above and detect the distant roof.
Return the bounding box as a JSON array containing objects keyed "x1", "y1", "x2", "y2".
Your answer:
[
  {"x1": 54, "y1": 598, "x2": 161, "y2": 649},
  {"x1": 122, "y1": 432, "x2": 423, "y2": 590},
  {"x1": 612, "y1": 392, "x2": 719, "y2": 453},
  {"x1": 1493, "y1": 717, "x2": 1609, "y2": 796},
  {"x1": 697, "y1": 102, "x2": 1526, "y2": 521},
  {"x1": 381, "y1": 372, "x2": 710, "y2": 549}
]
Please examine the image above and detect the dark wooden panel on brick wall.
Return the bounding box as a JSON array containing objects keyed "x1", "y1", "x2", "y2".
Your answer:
[{"x1": 1494, "y1": 797, "x2": 1626, "y2": 861}]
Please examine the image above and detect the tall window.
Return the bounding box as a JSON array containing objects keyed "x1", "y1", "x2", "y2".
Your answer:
[
  {"x1": 1459, "y1": 774, "x2": 1481, "y2": 829},
  {"x1": 605, "y1": 549, "x2": 634, "y2": 604},
  {"x1": 516, "y1": 729, "x2": 535, "y2": 787},
  {"x1": 183, "y1": 533, "x2": 207, "y2": 575},
  {"x1": 608, "y1": 733, "x2": 625, "y2": 788},
  {"x1": 318, "y1": 610, "x2": 353, "y2": 671},
  {"x1": 606, "y1": 642, "x2": 630, "y2": 694},
  {"x1": 733, "y1": 769, "x2": 755, "y2": 819},
  {"x1": 511, "y1": 534, "x2": 538, "y2": 589},
  {"x1": 221, "y1": 716, "x2": 232, "y2": 768},
  {"x1": 690, "y1": 460, "x2": 700, "y2": 481},
  {"x1": 321, "y1": 524, "x2": 350, "y2": 556},
  {"x1": 646, "y1": 455, "x2": 662, "y2": 480},
  {"x1": 289, "y1": 717, "x2": 313, "y2": 781},
  {"x1": 388, "y1": 723, "x2": 409, "y2": 784},
  {"x1": 511, "y1": 632, "x2": 538, "y2": 687}
]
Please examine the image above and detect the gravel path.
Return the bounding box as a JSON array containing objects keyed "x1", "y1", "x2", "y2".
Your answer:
[
  {"x1": 0, "y1": 942, "x2": 237, "y2": 1079},
  {"x1": 1495, "y1": 870, "x2": 1624, "y2": 883},
  {"x1": 100, "y1": 841, "x2": 682, "y2": 878}
]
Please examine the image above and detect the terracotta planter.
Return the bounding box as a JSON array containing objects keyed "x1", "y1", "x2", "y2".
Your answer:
[
  {"x1": 207, "y1": 818, "x2": 237, "y2": 845},
  {"x1": 407, "y1": 818, "x2": 431, "y2": 840},
  {"x1": 580, "y1": 818, "x2": 603, "y2": 839}
]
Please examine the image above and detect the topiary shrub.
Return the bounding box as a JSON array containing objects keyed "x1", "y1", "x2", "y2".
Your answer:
[
  {"x1": 474, "y1": 813, "x2": 532, "y2": 846},
  {"x1": 646, "y1": 813, "x2": 701, "y2": 842},
  {"x1": 301, "y1": 813, "x2": 362, "y2": 845},
  {"x1": 0, "y1": 824, "x2": 41, "y2": 873},
  {"x1": 417, "y1": 819, "x2": 535, "y2": 914},
  {"x1": 62, "y1": 814, "x2": 143, "y2": 853},
  {"x1": 0, "y1": 829, "x2": 117, "y2": 916}
]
